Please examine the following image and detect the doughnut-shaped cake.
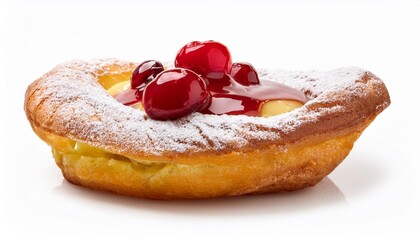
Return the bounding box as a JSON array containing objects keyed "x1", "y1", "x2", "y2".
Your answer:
[{"x1": 24, "y1": 41, "x2": 390, "y2": 199}]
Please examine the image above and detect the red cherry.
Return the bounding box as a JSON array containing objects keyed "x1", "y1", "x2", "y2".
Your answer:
[
  {"x1": 131, "y1": 60, "x2": 164, "y2": 89},
  {"x1": 143, "y1": 68, "x2": 210, "y2": 120},
  {"x1": 174, "y1": 40, "x2": 232, "y2": 78},
  {"x1": 230, "y1": 62, "x2": 260, "y2": 86}
]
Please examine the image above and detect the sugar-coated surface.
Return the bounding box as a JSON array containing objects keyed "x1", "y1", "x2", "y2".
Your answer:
[{"x1": 30, "y1": 59, "x2": 373, "y2": 155}]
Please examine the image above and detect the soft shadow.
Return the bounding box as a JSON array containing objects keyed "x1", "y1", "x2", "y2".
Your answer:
[
  {"x1": 53, "y1": 177, "x2": 347, "y2": 216},
  {"x1": 330, "y1": 151, "x2": 391, "y2": 198}
]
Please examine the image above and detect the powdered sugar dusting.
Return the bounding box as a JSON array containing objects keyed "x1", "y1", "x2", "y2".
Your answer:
[
  {"x1": 259, "y1": 67, "x2": 367, "y2": 99},
  {"x1": 29, "y1": 59, "x2": 379, "y2": 156}
]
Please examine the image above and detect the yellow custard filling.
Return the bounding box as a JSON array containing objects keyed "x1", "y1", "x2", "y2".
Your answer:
[{"x1": 37, "y1": 127, "x2": 170, "y2": 178}]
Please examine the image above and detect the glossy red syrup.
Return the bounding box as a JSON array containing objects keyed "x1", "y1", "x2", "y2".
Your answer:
[
  {"x1": 114, "y1": 88, "x2": 140, "y2": 106},
  {"x1": 201, "y1": 75, "x2": 306, "y2": 116},
  {"x1": 114, "y1": 74, "x2": 307, "y2": 117}
]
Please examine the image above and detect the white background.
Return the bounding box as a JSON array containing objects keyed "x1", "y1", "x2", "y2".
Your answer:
[{"x1": 1, "y1": 0, "x2": 419, "y2": 239}]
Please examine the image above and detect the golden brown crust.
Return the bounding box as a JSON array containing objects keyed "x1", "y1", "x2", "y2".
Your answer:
[
  {"x1": 24, "y1": 59, "x2": 390, "y2": 199},
  {"x1": 53, "y1": 124, "x2": 366, "y2": 199}
]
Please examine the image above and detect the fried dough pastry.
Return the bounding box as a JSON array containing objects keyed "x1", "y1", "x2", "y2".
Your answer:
[{"x1": 24, "y1": 59, "x2": 390, "y2": 199}]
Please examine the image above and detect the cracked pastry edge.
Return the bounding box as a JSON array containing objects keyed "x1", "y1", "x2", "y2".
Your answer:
[{"x1": 24, "y1": 59, "x2": 391, "y2": 162}]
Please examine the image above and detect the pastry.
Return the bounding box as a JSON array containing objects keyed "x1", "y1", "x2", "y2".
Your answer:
[{"x1": 24, "y1": 40, "x2": 390, "y2": 199}]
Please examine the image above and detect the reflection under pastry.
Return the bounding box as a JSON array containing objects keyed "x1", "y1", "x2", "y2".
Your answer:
[{"x1": 53, "y1": 177, "x2": 347, "y2": 216}]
